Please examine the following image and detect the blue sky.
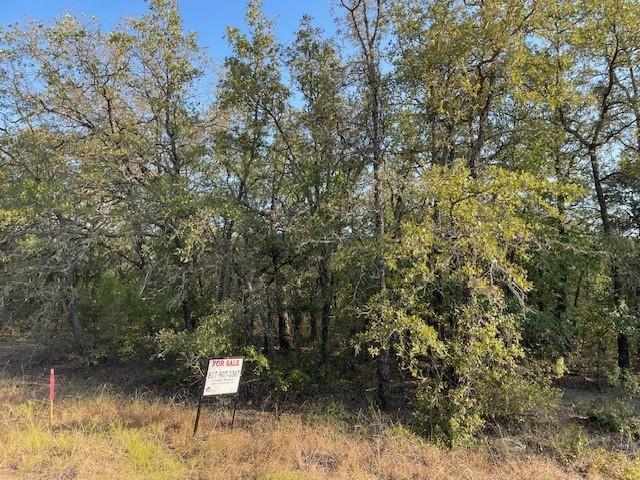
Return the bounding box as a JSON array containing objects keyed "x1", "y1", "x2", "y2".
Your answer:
[{"x1": 0, "y1": 1, "x2": 338, "y2": 62}]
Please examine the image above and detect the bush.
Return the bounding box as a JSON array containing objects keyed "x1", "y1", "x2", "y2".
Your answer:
[
  {"x1": 582, "y1": 400, "x2": 640, "y2": 440},
  {"x1": 154, "y1": 302, "x2": 240, "y2": 377}
]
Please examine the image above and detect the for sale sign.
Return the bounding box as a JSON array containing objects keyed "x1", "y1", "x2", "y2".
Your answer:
[{"x1": 202, "y1": 357, "x2": 243, "y2": 396}]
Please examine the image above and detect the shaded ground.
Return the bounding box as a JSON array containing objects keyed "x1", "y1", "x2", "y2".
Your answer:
[{"x1": 0, "y1": 336, "x2": 37, "y2": 373}]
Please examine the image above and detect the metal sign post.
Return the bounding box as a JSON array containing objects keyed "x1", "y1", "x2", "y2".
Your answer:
[
  {"x1": 192, "y1": 357, "x2": 244, "y2": 436},
  {"x1": 192, "y1": 389, "x2": 205, "y2": 436},
  {"x1": 231, "y1": 395, "x2": 239, "y2": 430}
]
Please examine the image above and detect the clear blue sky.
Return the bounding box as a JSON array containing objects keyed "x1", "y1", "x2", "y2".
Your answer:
[{"x1": 0, "y1": 1, "x2": 338, "y2": 62}]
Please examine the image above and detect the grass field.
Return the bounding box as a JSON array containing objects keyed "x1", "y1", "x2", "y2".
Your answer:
[{"x1": 1, "y1": 338, "x2": 640, "y2": 480}]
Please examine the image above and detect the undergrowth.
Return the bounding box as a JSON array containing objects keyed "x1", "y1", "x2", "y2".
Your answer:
[{"x1": 1, "y1": 373, "x2": 639, "y2": 479}]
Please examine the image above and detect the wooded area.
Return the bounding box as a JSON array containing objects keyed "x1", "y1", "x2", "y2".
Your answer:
[{"x1": 2, "y1": 0, "x2": 640, "y2": 446}]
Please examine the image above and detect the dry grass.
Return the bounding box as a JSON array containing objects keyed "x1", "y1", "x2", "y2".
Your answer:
[{"x1": 0, "y1": 374, "x2": 638, "y2": 480}]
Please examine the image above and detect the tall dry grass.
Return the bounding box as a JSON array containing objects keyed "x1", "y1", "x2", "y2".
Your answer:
[{"x1": 0, "y1": 374, "x2": 636, "y2": 480}]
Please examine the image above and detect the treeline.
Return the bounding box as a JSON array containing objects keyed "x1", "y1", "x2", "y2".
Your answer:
[{"x1": 2, "y1": 0, "x2": 640, "y2": 444}]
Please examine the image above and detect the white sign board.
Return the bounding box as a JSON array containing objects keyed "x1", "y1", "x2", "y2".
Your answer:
[{"x1": 203, "y1": 357, "x2": 243, "y2": 396}]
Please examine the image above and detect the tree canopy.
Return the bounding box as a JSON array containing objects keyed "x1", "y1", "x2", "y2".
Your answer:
[{"x1": 3, "y1": 0, "x2": 640, "y2": 445}]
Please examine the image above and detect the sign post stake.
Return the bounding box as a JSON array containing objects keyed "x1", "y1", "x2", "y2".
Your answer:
[
  {"x1": 192, "y1": 392, "x2": 204, "y2": 436},
  {"x1": 231, "y1": 396, "x2": 239, "y2": 430},
  {"x1": 230, "y1": 359, "x2": 244, "y2": 430}
]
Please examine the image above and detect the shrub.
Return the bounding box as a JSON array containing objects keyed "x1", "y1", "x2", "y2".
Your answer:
[
  {"x1": 582, "y1": 400, "x2": 640, "y2": 440},
  {"x1": 154, "y1": 302, "x2": 240, "y2": 377}
]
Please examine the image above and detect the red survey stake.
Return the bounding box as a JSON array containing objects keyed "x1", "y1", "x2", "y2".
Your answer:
[
  {"x1": 49, "y1": 368, "x2": 55, "y2": 401},
  {"x1": 49, "y1": 368, "x2": 55, "y2": 426}
]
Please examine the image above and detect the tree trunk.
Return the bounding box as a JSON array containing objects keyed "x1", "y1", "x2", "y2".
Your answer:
[
  {"x1": 468, "y1": 74, "x2": 494, "y2": 177},
  {"x1": 310, "y1": 305, "x2": 319, "y2": 342},
  {"x1": 172, "y1": 233, "x2": 196, "y2": 331},
  {"x1": 244, "y1": 280, "x2": 255, "y2": 340},
  {"x1": 292, "y1": 278, "x2": 303, "y2": 337},
  {"x1": 589, "y1": 147, "x2": 629, "y2": 371},
  {"x1": 366, "y1": 10, "x2": 391, "y2": 410},
  {"x1": 373, "y1": 98, "x2": 391, "y2": 406},
  {"x1": 319, "y1": 253, "x2": 331, "y2": 361},
  {"x1": 66, "y1": 263, "x2": 87, "y2": 353},
  {"x1": 342, "y1": 0, "x2": 390, "y2": 407},
  {"x1": 554, "y1": 159, "x2": 568, "y2": 322},
  {"x1": 261, "y1": 295, "x2": 275, "y2": 354},
  {"x1": 277, "y1": 285, "x2": 292, "y2": 352},
  {"x1": 181, "y1": 271, "x2": 196, "y2": 331},
  {"x1": 218, "y1": 218, "x2": 234, "y2": 302}
]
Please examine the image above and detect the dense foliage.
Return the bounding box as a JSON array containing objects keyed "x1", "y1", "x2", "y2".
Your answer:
[{"x1": 2, "y1": 0, "x2": 640, "y2": 445}]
